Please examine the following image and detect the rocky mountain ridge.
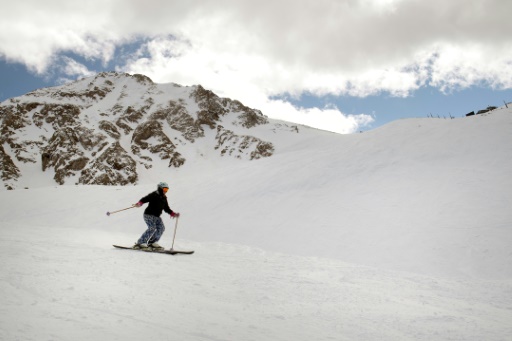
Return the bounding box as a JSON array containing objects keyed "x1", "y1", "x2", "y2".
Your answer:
[{"x1": 0, "y1": 72, "x2": 298, "y2": 189}]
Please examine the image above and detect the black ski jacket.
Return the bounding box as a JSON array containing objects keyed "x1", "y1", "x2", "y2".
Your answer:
[{"x1": 139, "y1": 189, "x2": 174, "y2": 217}]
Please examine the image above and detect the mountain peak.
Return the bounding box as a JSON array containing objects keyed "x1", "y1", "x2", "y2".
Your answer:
[{"x1": 0, "y1": 72, "x2": 298, "y2": 189}]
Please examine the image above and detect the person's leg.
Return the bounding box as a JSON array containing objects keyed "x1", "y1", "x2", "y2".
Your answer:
[
  {"x1": 149, "y1": 217, "x2": 166, "y2": 244},
  {"x1": 137, "y1": 214, "x2": 158, "y2": 245}
]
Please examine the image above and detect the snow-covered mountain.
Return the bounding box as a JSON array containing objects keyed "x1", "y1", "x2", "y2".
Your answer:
[
  {"x1": 0, "y1": 72, "x2": 295, "y2": 189},
  {"x1": 1, "y1": 74, "x2": 511, "y2": 340}
]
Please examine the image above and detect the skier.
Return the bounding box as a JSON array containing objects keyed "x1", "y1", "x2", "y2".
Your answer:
[{"x1": 133, "y1": 182, "x2": 180, "y2": 249}]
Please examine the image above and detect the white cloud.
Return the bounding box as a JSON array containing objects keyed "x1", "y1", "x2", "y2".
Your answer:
[
  {"x1": 259, "y1": 99, "x2": 375, "y2": 134},
  {"x1": 428, "y1": 43, "x2": 512, "y2": 92},
  {"x1": 120, "y1": 36, "x2": 374, "y2": 133},
  {"x1": 1, "y1": 0, "x2": 512, "y2": 132},
  {"x1": 53, "y1": 57, "x2": 97, "y2": 85}
]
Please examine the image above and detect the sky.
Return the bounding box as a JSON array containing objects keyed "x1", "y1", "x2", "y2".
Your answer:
[{"x1": 1, "y1": 0, "x2": 512, "y2": 133}]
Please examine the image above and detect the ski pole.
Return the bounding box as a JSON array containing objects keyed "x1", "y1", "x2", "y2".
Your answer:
[
  {"x1": 170, "y1": 216, "x2": 179, "y2": 250},
  {"x1": 106, "y1": 205, "x2": 137, "y2": 216}
]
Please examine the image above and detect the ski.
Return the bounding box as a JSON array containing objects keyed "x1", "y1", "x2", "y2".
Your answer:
[
  {"x1": 168, "y1": 249, "x2": 194, "y2": 255},
  {"x1": 113, "y1": 245, "x2": 194, "y2": 255}
]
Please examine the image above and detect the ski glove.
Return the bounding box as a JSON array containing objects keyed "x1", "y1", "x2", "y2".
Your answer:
[
  {"x1": 133, "y1": 201, "x2": 143, "y2": 207},
  {"x1": 171, "y1": 212, "x2": 180, "y2": 218}
]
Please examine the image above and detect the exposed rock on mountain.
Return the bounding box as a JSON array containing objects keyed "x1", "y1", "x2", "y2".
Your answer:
[
  {"x1": 131, "y1": 120, "x2": 185, "y2": 168},
  {"x1": 41, "y1": 125, "x2": 107, "y2": 184},
  {"x1": 164, "y1": 101, "x2": 204, "y2": 143},
  {"x1": 0, "y1": 144, "x2": 20, "y2": 190},
  {"x1": 79, "y1": 142, "x2": 137, "y2": 186},
  {"x1": 215, "y1": 126, "x2": 274, "y2": 160},
  {"x1": 0, "y1": 72, "x2": 299, "y2": 189}
]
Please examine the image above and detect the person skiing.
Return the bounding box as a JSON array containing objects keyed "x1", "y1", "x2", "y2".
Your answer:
[{"x1": 133, "y1": 182, "x2": 180, "y2": 249}]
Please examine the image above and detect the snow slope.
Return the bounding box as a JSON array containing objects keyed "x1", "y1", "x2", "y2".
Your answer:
[{"x1": 1, "y1": 108, "x2": 511, "y2": 340}]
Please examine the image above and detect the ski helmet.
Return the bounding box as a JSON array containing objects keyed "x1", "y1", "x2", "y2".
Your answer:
[{"x1": 157, "y1": 182, "x2": 169, "y2": 189}]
